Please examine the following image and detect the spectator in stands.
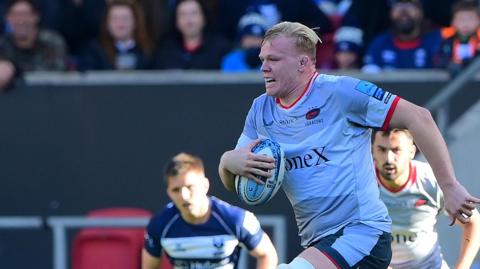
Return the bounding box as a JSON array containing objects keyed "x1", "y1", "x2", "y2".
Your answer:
[
  {"x1": 362, "y1": 0, "x2": 441, "y2": 72},
  {"x1": 0, "y1": 0, "x2": 68, "y2": 71},
  {"x1": 221, "y1": 12, "x2": 268, "y2": 72},
  {"x1": 340, "y1": 0, "x2": 455, "y2": 50},
  {"x1": 333, "y1": 26, "x2": 363, "y2": 69},
  {"x1": 434, "y1": 1, "x2": 480, "y2": 76},
  {"x1": 150, "y1": 0, "x2": 231, "y2": 70},
  {"x1": 142, "y1": 152, "x2": 278, "y2": 269},
  {"x1": 0, "y1": 0, "x2": 61, "y2": 35},
  {"x1": 78, "y1": 0, "x2": 152, "y2": 70}
]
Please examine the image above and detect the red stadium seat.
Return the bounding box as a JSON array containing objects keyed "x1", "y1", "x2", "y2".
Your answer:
[{"x1": 71, "y1": 207, "x2": 169, "y2": 269}]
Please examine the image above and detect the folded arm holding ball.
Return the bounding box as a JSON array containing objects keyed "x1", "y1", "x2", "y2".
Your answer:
[
  {"x1": 218, "y1": 21, "x2": 479, "y2": 269},
  {"x1": 219, "y1": 139, "x2": 276, "y2": 192}
]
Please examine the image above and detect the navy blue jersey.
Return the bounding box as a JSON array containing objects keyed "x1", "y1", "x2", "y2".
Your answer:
[{"x1": 144, "y1": 196, "x2": 264, "y2": 268}]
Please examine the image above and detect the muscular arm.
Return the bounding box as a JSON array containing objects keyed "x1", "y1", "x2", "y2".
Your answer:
[
  {"x1": 388, "y1": 99, "x2": 480, "y2": 223},
  {"x1": 455, "y1": 209, "x2": 480, "y2": 269},
  {"x1": 141, "y1": 249, "x2": 161, "y2": 269},
  {"x1": 249, "y1": 233, "x2": 278, "y2": 269}
]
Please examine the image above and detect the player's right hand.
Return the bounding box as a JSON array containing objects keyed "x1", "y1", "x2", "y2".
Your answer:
[{"x1": 223, "y1": 139, "x2": 276, "y2": 184}]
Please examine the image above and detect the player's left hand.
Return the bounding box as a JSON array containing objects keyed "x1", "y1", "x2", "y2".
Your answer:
[{"x1": 442, "y1": 180, "x2": 480, "y2": 225}]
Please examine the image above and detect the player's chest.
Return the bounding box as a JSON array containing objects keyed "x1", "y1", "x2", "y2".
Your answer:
[{"x1": 260, "y1": 102, "x2": 342, "y2": 133}]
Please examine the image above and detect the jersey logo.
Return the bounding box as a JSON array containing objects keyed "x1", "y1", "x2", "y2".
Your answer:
[
  {"x1": 213, "y1": 237, "x2": 225, "y2": 249},
  {"x1": 414, "y1": 199, "x2": 427, "y2": 207},
  {"x1": 144, "y1": 233, "x2": 156, "y2": 248},
  {"x1": 355, "y1": 81, "x2": 386, "y2": 101},
  {"x1": 285, "y1": 147, "x2": 329, "y2": 171},
  {"x1": 305, "y1": 108, "x2": 320, "y2": 120}
]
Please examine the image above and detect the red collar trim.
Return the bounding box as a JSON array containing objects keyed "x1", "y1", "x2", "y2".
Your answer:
[
  {"x1": 276, "y1": 72, "x2": 319, "y2": 109},
  {"x1": 393, "y1": 37, "x2": 421, "y2": 49},
  {"x1": 376, "y1": 162, "x2": 416, "y2": 193}
]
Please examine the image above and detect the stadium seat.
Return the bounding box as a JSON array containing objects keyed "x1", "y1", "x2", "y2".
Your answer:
[{"x1": 71, "y1": 207, "x2": 173, "y2": 269}]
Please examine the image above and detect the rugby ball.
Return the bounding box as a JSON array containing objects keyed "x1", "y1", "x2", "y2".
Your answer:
[{"x1": 235, "y1": 139, "x2": 285, "y2": 206}]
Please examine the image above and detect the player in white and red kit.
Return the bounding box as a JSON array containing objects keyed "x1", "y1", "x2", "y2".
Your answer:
[
  {"x1": 218, "y1": 21, "x2": 480, "y2": 269},
  {"x1": 373, "y1": 129, "x2": 480, "y2": 269}
]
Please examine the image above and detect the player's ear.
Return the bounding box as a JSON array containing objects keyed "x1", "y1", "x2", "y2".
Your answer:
[
  {"x1": 298, "y1": 56, "x2": 308, "y2": 72},
  {"x1": 203, "y1": 176, "x2": 210, "y2": 192},
  {"x1": 299, "y1": 56, "x2": 308, "y2": 66},
  {"x1": 409, "y1": 143, "x2": 417, "y2": 159}
]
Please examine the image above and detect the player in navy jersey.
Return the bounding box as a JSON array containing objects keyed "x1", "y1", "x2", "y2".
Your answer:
[
  {"x1": 142, "y1": 152, "x2": 278, "y2": 269},
  {"x1": 372, "y1": 129, "x2": 480, "y2": 269},
  {"x1": 218, "y1": 21, "x2": 480, "y2": 269}
]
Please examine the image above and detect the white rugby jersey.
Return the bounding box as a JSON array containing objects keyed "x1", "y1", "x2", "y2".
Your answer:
[
  {"x1": 144, "y1": 196, "x2": 264, "y2": 268},
  {"x1": 378, "y1": 160, "x2": 447, "y2": 269},
  {"x1": 237, "y1": 73, "x2": 399, "y2": 247}
]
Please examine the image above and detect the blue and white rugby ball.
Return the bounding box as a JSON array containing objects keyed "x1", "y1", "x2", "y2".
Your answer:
[{"x1": 235, "y1": 139, "x2": 285, "y2": 206}]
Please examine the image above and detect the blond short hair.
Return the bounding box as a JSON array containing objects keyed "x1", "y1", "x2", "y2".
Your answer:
[{"x1": 263, "y1": 21, "x2": 321, "y2": 59}]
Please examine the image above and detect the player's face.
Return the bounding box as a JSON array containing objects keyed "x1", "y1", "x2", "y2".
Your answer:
[
  {"x1": 372, "y1": 132, "x2": 416, "y2": 181},
  {"x1": 259, "y1": 35, "x2": 305, "y2": 98},
  {"x1": 453, "y1": 10, "x2": 480, "y2": 37},
  {"x1": 176, "y1": 0, "x2": 205, "y2": 39},
  {"x1": 108, "y1": 5, "x2": 135, "y2": 41},
  {"x1": 167, "y1": 170, "x2": 210, "y2": 222}
]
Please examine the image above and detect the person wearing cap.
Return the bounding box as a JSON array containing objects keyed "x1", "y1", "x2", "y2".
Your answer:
[
  {"x1": 362, "y1": 0, "x2": 442, "y2": 72},
  {"x1": 333, "y1": 26, "x2": 363, "y2": 69},
  {"x1": 221, "y1": 12, "x2": 268, "y2": 72}
]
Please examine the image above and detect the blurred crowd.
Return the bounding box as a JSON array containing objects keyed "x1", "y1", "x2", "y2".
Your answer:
[{"x1": 0, "y1": 0, "x2": 480, "y2": 90}]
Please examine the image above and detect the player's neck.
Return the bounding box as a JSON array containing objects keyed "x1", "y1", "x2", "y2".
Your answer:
[{"x1": 278, "y1": 70, "x2": 317, "y2": 107}]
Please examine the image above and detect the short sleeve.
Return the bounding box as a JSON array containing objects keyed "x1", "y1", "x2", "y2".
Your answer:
[
  {"x1": 144, "y1": 217, "x2": 163, "y2": 257},
  {"x1": 237, "y1": 211, "x2": 264, "y2": 251},
  {"x1": 334, "y1": 76, "x2": 400, "y2": 130}
]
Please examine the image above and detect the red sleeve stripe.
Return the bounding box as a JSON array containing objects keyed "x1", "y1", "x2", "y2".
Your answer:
[
  {"x1": 381, "y1": 96, "x2": 400, "y2": 131},
  {"x1": 321, "y1": 250, "x2": 342, "y2": 269}
]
